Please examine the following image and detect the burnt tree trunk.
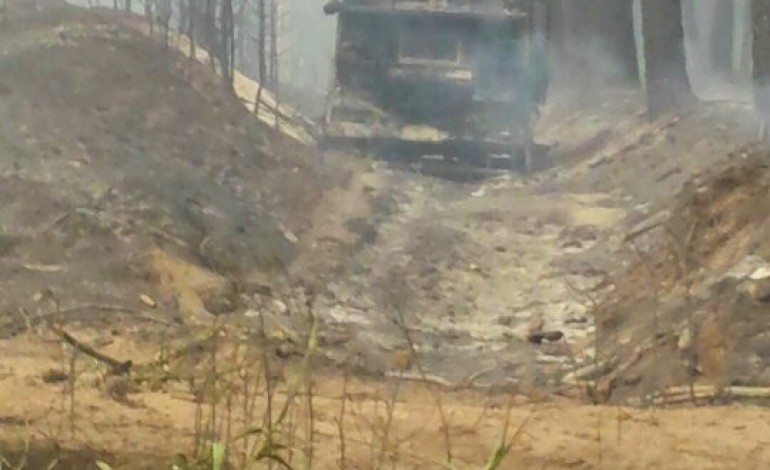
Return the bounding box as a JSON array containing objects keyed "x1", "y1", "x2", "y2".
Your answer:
[
  {"x1": 603, "y1": 0, "x2": 638, "y2": 85},
  {"x1": 219, "y1": 0, "x2": 235, "y2": 87},
  {"x1": 144, "y1": 1, "x2": 153, "y2": 36},
  {"x1": 188, "y1": 0, "x2": 196, "y2": 58},
  {"x1": 235, "y1": 5, "x2": 245, "y2": 68},
  {"x1": 711, "y1": 1, "x2": 735, "y2": 80},
  {"x1": 641, "y1": 0, "x2": 693, "y2": 119},
  {"x1": 205, "y1": 0, "x2": 217, "y2": 70},
  {"x1": 156, "y1": 0, "x2": 172, "y2": 48},
  {"x1": 178, "y1": 0, "x2": 188, "y2": 35},
  {"x1": 548, "y1": 0, "x2": 637, "y2": 88},
  {"x1": 255, "y1": 0, "x2": 266, "y2": 113},
  {"x1": 229, "y1": 0, "x2": 235, "y2": 81},
  {"x1": 269, "y1": 0, "x2": 279, "y2": 90},
  {"x1": 682, "y1": 0, "x2": 699, "y2": 42},
  {"x1": 753, "y1": 0, "x2": 770, "y2": 135}
]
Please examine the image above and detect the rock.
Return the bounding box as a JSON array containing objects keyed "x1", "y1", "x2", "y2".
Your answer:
[
  {"x1": 202, "y1": 294, "x2": 237, "y2": 315},
  {"x1": 746, "y1": 279, "x2": 770, "y2": 302},
  {"x1": 275, "y1": 341, "x2": 296, "y2": 358},
  {"x1": 542, "y1": 331, "x2": 564, "y2": 342},
  {"x1": 726, "y1": 255, "x2": 770, "y2": 281},
  {"x1": 537, "y1": 354, "x2": 570, "y2": 364},
  {"x1": 243, "y1": 309, "x2": 260, "y2": 319},
  {"x1": 526, "y1": 314, "x2": 545, "y2": 336},
  {"x1": 282, "y1": 228, "x2": 298, "y2": 244},
  {"x1": 565, "y1": 315, "x2": 588, "y2": 325},
  {"x1": 561, "y1": 239, "x2": 583, "y2": 250},
  {"x1": 319, "y1": 329, "x2": 353, "y2": 347},
  {"x1": 139, "y1": 294, "x2": 157, "y2": 309},
  {"x1": 528, "y1": 330, "x2": 564, "y2": 345},
  {"x1": 41, "y1": 369, "x2": 69, "y2": 384},
  {"x1": 559, "y1": 225, "x2": 598, "y2": 242},
  {"x1": 272, "y1": 299, "x2": 288, "y2": 315},
  {"x1": 198, "y1": 281, "x2": 238, "y2": 315},
  {"x1": 319, "y1": 322, "x2": 354, "y2": 347},
  {"x1": 621, "y1": 374, "x2": 642, "y2": 386},
  {"x1": 750, "y1": 267, "x2": 770, "y2": 280}
]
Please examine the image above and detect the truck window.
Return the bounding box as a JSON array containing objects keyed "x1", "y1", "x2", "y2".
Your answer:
[{"x1": 398, "y1": 28, "x2": 462, "y2": 64}]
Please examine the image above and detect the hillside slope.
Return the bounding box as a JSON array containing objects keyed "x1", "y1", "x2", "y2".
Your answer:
[
  {"x1": 599, "y1": 149, "x2": 770, "y2": 404},
  {"x1": 0, "y1": 2, "x2": 320, "y2": 321}
]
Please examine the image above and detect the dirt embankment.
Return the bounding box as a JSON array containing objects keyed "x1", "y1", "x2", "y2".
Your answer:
[
  {"x1": 0, "y1": 2, "x2": 325, "y2": 327},
  {"x1": 598, "y1": 149, "x2": 770, "y2": 403}
]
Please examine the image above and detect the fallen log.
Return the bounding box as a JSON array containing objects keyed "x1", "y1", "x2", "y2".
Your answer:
[
  {"x1": 383, "y1": 370, "x2": 454, "y2": 388},
  {"x1": 50, "y1": 325, "x2": 132, "y2": 375},
  {"x1": 561, "y1": 358, "x2": 617, "y2": 384},
  {"x1": 647, "y1": 385, "x2": 770, "y2": 405}
]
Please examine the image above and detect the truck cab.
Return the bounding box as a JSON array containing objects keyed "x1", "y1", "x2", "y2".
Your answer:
[{"x1": 322, "y1": 0, "x2": 549, "y2": 171}]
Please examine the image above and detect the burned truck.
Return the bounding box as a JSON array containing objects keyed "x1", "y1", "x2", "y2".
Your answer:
[{"x1": 321, "y1": 0, "x2": 549, "y2": 171}]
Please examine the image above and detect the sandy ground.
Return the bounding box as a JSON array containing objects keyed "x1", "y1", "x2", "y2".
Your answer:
[{"x1": 2, "y1": 332, "x2": 770, "y2": 470}]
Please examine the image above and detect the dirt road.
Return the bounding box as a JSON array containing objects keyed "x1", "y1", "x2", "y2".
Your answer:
[{"x1": 303, "y1": 90, "x2": 759, "y2": 393}]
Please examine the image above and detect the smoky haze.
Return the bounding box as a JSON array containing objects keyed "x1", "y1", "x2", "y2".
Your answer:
[
  {"x1": 64, "y1": 1, "x2": 755, "y2": 110},
  {"x1": 65, "y1": 0, "x2": 335, "y2": 115}
]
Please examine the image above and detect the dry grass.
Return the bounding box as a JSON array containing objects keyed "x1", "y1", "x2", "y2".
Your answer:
[{"x1": 0, "y1": 278, "x2": 540, "y2": 470}]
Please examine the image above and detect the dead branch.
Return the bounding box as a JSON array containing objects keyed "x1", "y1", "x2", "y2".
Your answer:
[
  {"x1": 50, "y1": 325, "x2": 132, "y2": 375},
  {"x1": 461, "y1": 366, "x2": 498, "y2": 389},
  {"x1": 647, "y1": 385, "x2": 770, "y2": 405},
  {"x1": 383, "y1": 370, "x2": 454, "y2": 388},
  {"x1": 561, "y1": 358, "x2": 617, "y2": 384},
  {"x1": 624, "y1": 221, "x2": 665, "y2": 243}
]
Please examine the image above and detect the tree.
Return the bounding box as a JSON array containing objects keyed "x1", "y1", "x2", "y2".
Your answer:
[
  {"x1": 753, "y1": 0, "x2": 770, "y2": 139},
  {"x1": 710, "y1": 1, "x2": 735, "y2": 80},
  {"x1": 640, "y1": 0, "x2": 694, "y2": 118},
  {"x1": 255, "y1": 0, "x2": 267, "y2": 113},
  {"x1": 187, "y1": 0, "x2": 196, "y2": 59},
  {"x1": 269, "y1": 0, "x2": 278, "y2": 90},
  {"x1": 156, "y1": 0, "x2": 172, "y2": 47},
  {"x1": 219, "y1": 0, "x2": 235, "y2": 86},
  {"x1": 681, "y1": 0, "x2": 699, "y2": 42},
  {"x1": 144, "y1": 0, "x2": 154, "y2": 35},
  {"x1": 205, "y1": 0, "x2": 218, "y2": 70},
  {"x1": 178, "y1": 0, "x2": 188, "y2": 35}
]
